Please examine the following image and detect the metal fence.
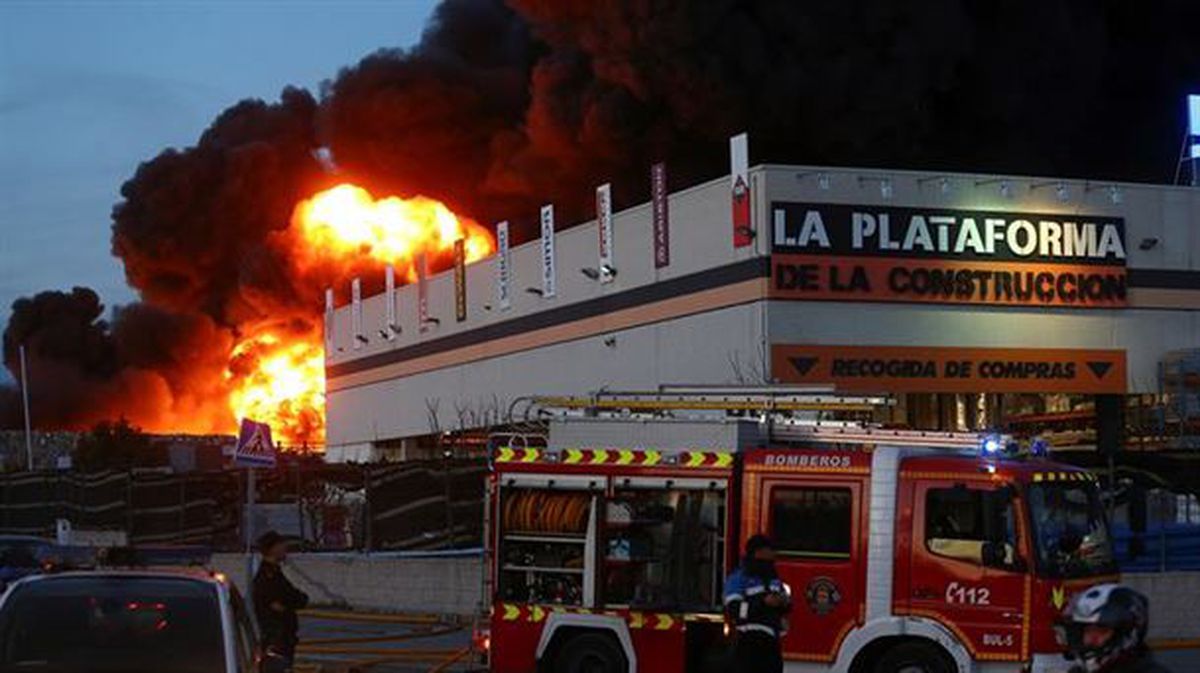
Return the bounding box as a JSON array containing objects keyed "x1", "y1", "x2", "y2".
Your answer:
[{"x1": 0, "y1": 459, "x2": 486, "y2": 552}]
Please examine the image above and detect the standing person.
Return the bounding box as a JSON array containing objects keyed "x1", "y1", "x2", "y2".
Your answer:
[
  {"x1": 723, "y1": 535, "x2": 792, "y2": 673},
  {"x1": 253, "y1": 531, "x2": 309, "y2": 671},
  {"x1": 1056, "y1": 583, "x2": 1172, "y2": 673}
]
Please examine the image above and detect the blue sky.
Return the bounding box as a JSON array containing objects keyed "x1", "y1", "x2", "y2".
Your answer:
[{"x1": 0, "y1": 0, "x2": 437, "y2": 324}]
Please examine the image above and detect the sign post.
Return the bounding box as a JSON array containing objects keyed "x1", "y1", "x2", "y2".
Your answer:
[{"x1": 234, "y1": 419, "x2": 276, "y2": 600}]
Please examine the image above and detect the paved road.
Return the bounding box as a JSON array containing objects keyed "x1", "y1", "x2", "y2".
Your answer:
[
  {"x1": 294, "y1": 613, "x2": 1198, "y2": 673},
  {"x1": 296, "y1": 612, "x2": 473, "y2": 673}
]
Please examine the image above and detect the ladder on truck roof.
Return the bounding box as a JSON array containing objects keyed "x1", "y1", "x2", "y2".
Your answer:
[
  {"x1": 527, "y1": 386, "x2": 998, "y2": 450},
  {"x1": 769, "y1": 421, "x2": 996, "y2": 449}
]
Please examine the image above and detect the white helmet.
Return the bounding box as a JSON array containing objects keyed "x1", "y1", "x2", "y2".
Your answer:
[{"x1": 1055, "y1": 583, "x2": 1150, "y2": 673}]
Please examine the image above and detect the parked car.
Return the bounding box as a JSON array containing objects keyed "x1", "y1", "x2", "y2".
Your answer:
[
  {"x1": 0, "y1": 535, "x2": 53, "y2": 593},
  {"x1": 0, "y1": 567, "x2": 275, "y2": 673}
]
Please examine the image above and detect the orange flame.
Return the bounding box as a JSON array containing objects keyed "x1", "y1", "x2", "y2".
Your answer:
[
  {"x1": 225, "y1": 183, "x2": 495, "y2": 448},
  {"x1": 227, "y1": 332, "x2": 325, "y2": 448},
  {"x1": 292, "y1": 183, "x2": 494, "y2": 280}
]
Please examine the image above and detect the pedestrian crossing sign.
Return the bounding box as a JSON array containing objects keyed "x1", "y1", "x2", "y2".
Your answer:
[{"x1": 234, "y1": 418, "x2": 276, "y2": 468}]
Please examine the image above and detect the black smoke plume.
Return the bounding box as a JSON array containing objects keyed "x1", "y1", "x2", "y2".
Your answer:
[{"x1": 4, "y1": 0, "x2": 1198, "y2": 433}]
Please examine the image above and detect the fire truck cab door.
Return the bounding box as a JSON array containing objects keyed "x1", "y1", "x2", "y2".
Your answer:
[
  {"x1": 908, "y1": 479, "x2": 1026, "y2": 662},
  {"x1": 757, "y1": 475, "x2": 863, "y2": 663}
]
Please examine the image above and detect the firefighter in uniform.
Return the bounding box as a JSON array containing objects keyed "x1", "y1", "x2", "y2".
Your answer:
[
  {"x1": 253, "y1": 531, "x2": 310, "y2": 671},
  {"x1": 1056, "y1": 583, "x2": 1172, "y2": 673},
  {"x1": 723, "y1": 535, "x2": 792, "y2": 673}
]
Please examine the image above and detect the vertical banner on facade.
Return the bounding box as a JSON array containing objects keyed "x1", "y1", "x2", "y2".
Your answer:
[
  {"x1": 417, "y1": 252, "x2": 430, "y2": 332},
  {"x1": 351, "y1": 277, "x2": 363, "y2": 349},
  {"x1": 454, "y1": 238, "x2": 467, "y2": 322},
  {"x1": 323, "y1": 288, "x2": 335, "y2": 350},
  {"x1": 652, "y1": 162, "x2": 670, "y2": 268},
  {"x1": 596, "y1": 183, "x2": 614, "y2": 283},
  {"x1": 540, "y1": 204, "x2": 557, "y2": 298},
  {"x1": 730, "y1": 133, "x2": 752, "y2": 248},
  {"x1": 385, "y1": 264, "x2": 397, "y2": 337},
  {"x1": 1189, "y1": 94, "x2": 1200, "y2": 185},
  {"x1": 496, "y1": 221, "x2": 511, "y2": 311}
]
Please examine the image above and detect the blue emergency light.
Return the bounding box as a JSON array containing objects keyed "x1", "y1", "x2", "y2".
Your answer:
[{"x1": 981, "y1": 435, "x2": 1004, "y2": 456}]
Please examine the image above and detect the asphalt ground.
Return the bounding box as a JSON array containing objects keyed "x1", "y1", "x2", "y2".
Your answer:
[
  {"x1": 292, "y1": 610, "x2": 1199, "y2": 673},
  {"x1": 295, "y1": 610, "x2": 475, "y2": 673}
]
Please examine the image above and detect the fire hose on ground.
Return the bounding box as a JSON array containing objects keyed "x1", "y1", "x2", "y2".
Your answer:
[{"x1": 293, "y1": 608, "x2": 477, "y2": 672}]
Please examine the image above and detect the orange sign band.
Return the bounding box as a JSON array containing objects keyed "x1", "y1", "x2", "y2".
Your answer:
[
  {"x1": 770, "y1": 254, "x2": 1128, "y2": 308},
  {"x1": 772, "y1": 344, "x2": 1127, "y2": 393}
]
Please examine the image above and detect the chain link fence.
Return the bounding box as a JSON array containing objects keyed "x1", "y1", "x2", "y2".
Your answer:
[{"x1": 0, "y1": 459, "x2": 485, "y2": 552}]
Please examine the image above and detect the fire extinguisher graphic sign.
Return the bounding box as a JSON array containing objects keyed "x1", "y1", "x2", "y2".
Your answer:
[{"x1": 730, "y1": 133, "x2": 752, "y2": 248}]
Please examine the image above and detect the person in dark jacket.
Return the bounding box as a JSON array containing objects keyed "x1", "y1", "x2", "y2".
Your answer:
[
  {"x1": 722, "y1": 535, "x2": 792, "y2": 673},
  {"x1": 1056, "y1": 583, "x2": 1171, "y2": 673},
  {"x1": 252, "y1": 531, "x2": 309, "y2": 669}
]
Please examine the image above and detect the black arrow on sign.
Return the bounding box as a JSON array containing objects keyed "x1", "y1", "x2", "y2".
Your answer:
[
  {"x1": 789, "y1": 356, "x2": 819, "y2": 377},
  {"x1": 1086, "y1": 361, "x2": 1113, "y2": 379}
]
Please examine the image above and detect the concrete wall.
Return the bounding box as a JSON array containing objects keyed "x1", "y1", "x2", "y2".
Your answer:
[
  {"x1": 213, "y1": 551, "x2": 1197, "y2": 641},
  {"x1": 212, "y1": 551, "x2": 484, "y2": 617},
  {"x1": 1125, "y1": 571, "x2": 1200, "y2": 641}
]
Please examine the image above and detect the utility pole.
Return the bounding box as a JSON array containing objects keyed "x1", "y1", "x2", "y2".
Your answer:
[{"x1": 19, "y1": 344, "x2": 33, "y2": 471}]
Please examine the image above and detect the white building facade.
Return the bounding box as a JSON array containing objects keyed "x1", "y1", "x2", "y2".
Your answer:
[{"x1": 324, "y1": 165, "x2": 1199, "y2": 461}]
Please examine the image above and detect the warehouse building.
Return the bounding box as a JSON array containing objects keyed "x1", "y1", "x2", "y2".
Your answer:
[{"x1": 323, "y1": 157, "x2": 1199, "y2": 462}]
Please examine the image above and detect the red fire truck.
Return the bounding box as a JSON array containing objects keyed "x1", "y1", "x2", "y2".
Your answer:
[{"x1": 481, "y1": 390, "x2": 1117, "y2": 673}]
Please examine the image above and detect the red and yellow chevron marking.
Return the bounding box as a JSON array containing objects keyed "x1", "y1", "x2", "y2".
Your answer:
[
  {"x1": 495, "y1": 447, "x2": 543, "y2": 463},
  {"x1": 496, "y1": 603, "x2": 689, "y2": 631},
  {"x1": 505, "y1": 447, "x2": 733, "y2": 469},
  {"x1": 1032, "y1": 471, "x2": 1096, "y2": 483}
]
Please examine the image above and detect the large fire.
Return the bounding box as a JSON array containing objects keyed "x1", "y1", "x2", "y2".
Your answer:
[
  {"x1": 292, "y1": 183, "x2": 494, "y2": 280},
  {"x1": 225, "y1": 183, "x2": 494, "y2": 447}
]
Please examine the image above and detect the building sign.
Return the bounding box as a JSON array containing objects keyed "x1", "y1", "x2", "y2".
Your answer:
[
  {"x1": 496, "y1": 221, "x2": 511, "y2": 311},
  {"x1": 323, "y1": 287, "x2": 334, "y2": 351},
  {"x1": 771, "y1": 344, "x2": 1127, "y2": 394},
  {"x1": 770, "y1": 203, "x2": 1127, "y2": 308},
  {"x1": 596, "y1": 183, "x2": 614, "y2": 283},
  {"x1": 731, "y1": 133, "x2": 752, "y2": 248},
  {"x1": 652, "y1": 162, "x2": 670, "y2": 268},
  {"x1": 1189, "y1": 94, "x2": 1200, "y2": 160},
  {"x1": 541, "y1": 204, "x2": 557, "y2": 298},
  {"x1": 385, "y1": 264, "x2": 397, "y2": 337},
  {"x1": 351, "y1": 277, "x2": 363, "y2": 350},
  {"x1": 454, "y1": 238, "x2": 467, "y2": 322},
  {"x1": 417, "y1": 252, "x2": 430, "y2": 332}
]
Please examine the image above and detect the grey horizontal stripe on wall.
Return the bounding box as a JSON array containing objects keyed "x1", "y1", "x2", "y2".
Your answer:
[
  {"x1": 327, "y1": 257, "x2": 770, "y2": 379},
  {"x1": 1127, "y1": 268, "x2": 1200, "y2": 289}
]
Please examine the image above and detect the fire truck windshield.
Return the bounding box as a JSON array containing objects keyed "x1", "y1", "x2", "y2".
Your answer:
[{"x1": 1027, "y1": 481, "x2": 1116, "y2": 579}]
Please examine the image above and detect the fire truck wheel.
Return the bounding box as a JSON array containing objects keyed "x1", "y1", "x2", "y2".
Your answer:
[
  {"x1": 553, "y1": 632, "x2": 628, "y2": 673},
  {"x1": 871, "y1": 641, "x2": 954, "y2": 673}
]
